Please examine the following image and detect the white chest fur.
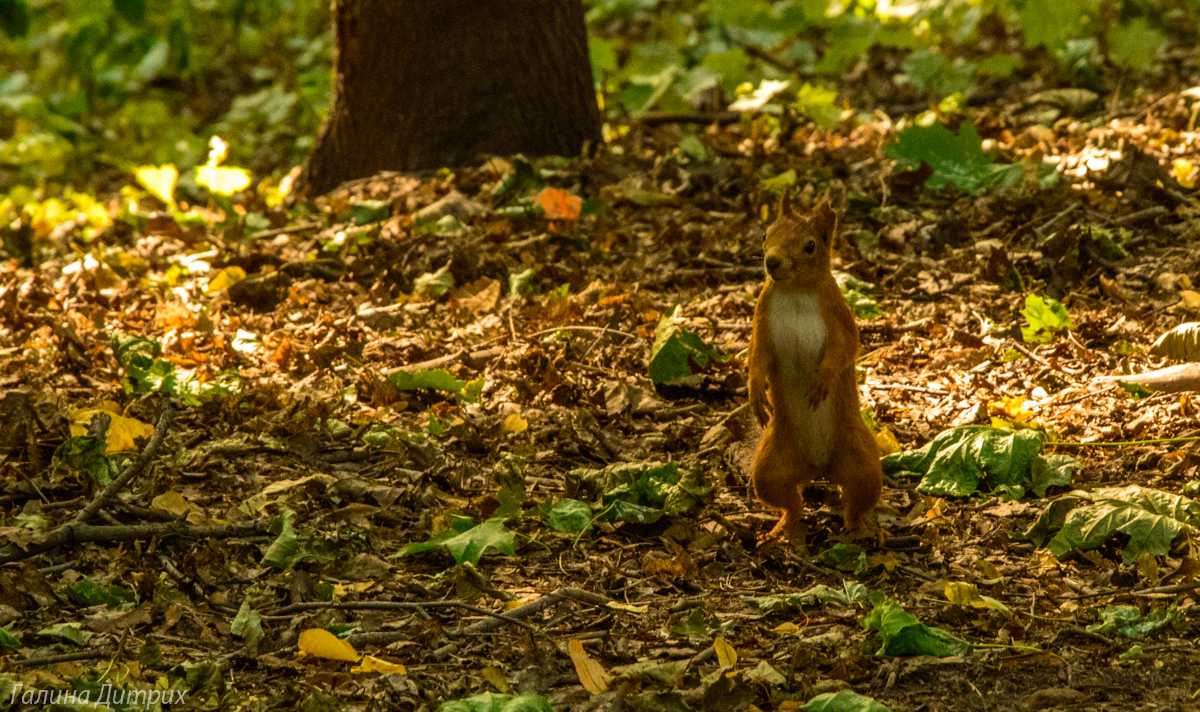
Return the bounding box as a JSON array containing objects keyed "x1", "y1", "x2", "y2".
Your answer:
[{"x1": 769, "y1": 289, "x2": 834, "y2": 466}]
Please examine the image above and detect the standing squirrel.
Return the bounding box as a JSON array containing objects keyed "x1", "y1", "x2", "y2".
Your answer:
[{"x1": 748, "y1": 187, "x2": 882, "y2": 538}]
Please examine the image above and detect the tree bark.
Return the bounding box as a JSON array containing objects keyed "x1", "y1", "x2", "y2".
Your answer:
[{"x1": 299, "y1": 0, "x2": 601, "y2": 196}]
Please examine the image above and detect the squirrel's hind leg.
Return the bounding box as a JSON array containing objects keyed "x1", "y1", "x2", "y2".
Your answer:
[
  {"x1": 829, "y1": 424, "x2": 883, "y2": 531},
  {"x1": 752, "y1": 422, "x2": 811, "y2": 540}
]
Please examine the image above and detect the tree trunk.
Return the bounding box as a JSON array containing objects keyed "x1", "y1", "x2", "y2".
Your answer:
[{"x1": 299, "y1": 0, "x2": 601, "y2": 196}]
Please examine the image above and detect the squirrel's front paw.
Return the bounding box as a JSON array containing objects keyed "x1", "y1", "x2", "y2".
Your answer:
[
  {"x1": 806, "y1": 380, "x2": 830, "y2": 408},
  {"x1": 750, "y1": 391, "x2": 770, "y2": 425}
]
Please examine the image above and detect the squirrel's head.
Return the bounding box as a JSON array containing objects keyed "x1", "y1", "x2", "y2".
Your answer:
[{"x1": 762, "y1": 186, "x2": 837, "y2": 289}]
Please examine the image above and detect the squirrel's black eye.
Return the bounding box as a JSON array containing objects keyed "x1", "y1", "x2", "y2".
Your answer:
[{"x1": 804, "y1": 240, "x2": 816, "y2": 254}]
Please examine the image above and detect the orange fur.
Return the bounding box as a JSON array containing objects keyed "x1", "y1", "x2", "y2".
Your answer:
[{"x1": 748, "y1": 188, "x2": 883, "y2": 538}]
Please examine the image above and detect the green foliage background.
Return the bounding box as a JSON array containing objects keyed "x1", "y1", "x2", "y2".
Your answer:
[{"x1": 0, "y1": 0, "x2": 1195, "y2": 193}]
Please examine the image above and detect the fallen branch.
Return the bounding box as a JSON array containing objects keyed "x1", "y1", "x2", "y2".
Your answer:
[
  {"x1": 343, "y1": 588, "x2": 617, "y2": 649},
  {"x1": 0, "y1": 519, "x2": 269, "y2": 565},
  {"x1": 858, "y1": 318, "x2": 932, "y2": 335},
  {"x1": 1098, "y1": 363, "x2": 1200, "y2": 394},
  {"x1": 76, "y1": 401, "x2": 175, "y2": 525},
  {"x1": 386, "y1": 346, "x2": 504, "y2": 376},
  {"x1": 8, "y1": 650, "x2": 109, "y2": 666}
]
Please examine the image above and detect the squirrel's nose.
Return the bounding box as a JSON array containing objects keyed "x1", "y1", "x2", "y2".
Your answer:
[{"x1": 765, "y1": 255, "x2": 782, "y2": 275}]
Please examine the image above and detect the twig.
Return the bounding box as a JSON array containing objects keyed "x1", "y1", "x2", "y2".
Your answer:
[
  {"x1": 0, "y1": 519, "x2": 269, "y2": 565},
  {"x1": 1129, "y1": 580, "x2": 1200, "y2": 597},
  {"x1": 1060, "y1": 627, "x2": 1116, "y2": 647},
  {"x1": 528, "y1": 326, "x2": 639, "y2": 341},
  {"x1": 1034, "y1": 201, "x2": 1082, "y2": 236},
  {"x1": 385, "y1": 346, "x2": 503, "y2": 376},
  {"x1": 269, "y1": 600, "x2": 464, "y2": 616},
  {"x1": 868, "y1": 384, "x2": 950, "y2": 396},
  {"x1": 8, "y1": 650, "x2": 109, "y2": 666},
  {"x1": 638, "y1": 111, "x2": 740, "y2": 127},
  {"x1": 251, "y1": 221, "x2": 322, "y2": 240},
  {"x1": 1114, "y1": 206, "x2": 1169, "y2": 226},
  {"x1": 76, "y1": 402, "x2": 175, "y2": 525},
  {"x1": 858, "y1": 318, "x2": 932, "y2": 335}
]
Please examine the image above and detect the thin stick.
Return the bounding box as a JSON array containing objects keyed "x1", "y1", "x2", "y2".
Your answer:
[
  {"x1": 1047, "y1": 436, "x2": 1200, "y2": 448},
  {"x1": 76, "y1": 402, "x2": 175, "y2": 525},
  {"x1": 251, "y1": 221, "x2": 322, "y2": 240},
  {"x1": 527, "y1": 326, "x2": 638, "y2": 340},
  {"x1": 9, "y1": 650, "x2": 109, "y2": 666},
  {"x1": 0, "y1": 519, "x2": 269, "y2": 565}
]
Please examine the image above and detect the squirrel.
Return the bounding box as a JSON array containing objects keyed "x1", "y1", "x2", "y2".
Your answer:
[{"x1": 747, "y1": 187, "x2": 882, "y2": 539}]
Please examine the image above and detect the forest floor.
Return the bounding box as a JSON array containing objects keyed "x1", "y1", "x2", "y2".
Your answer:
[{"x1": 5, "y1": 86, "x2": 1200, "y2": 712}]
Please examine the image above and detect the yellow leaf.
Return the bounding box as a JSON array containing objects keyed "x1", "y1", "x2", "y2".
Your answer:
[
  {"x1": 771, "y1": 622, "x2": 801, "y2": 634},
  {"x1": 874, "y1": 427, "x2": 901, "y2": 455},
  {"x1": 944, "y1": 582, "x2": 1011, "y2": 616},
  {"x1": 604, "y1": 602, "x2": 648, "y2": 614},
  {"x1": 69, "y1": 406, "x2": 154, "y2": 454},
  {"x1": 501, "y1": 413, "x2": 528, "y2": 434},
  {"x1": 135, "y1": 164, "x2": 178, "y2": 206},
  {"x1": 298, "y1": 629, "x2": 361, "y2": 662},
  {"x1": 151, "y1": 491, "x2": 192, "y2": 518},
  {"x1": 1174, "y1": 158, "x2": 1195, "y2": 189},
  {"x1": 196, "y1": 164, "x2": 252, "y2": 196},
  {"x1": 988, "y1": 396, "x2": 1033, "y2": 422},
  {"x1": 568, "y1": 639, "x2": 611, "y2": 694},
  {"x1": 350, "y1": 655, "x2": 406, "y2": 675},
  {"x1": 206, "y1": 266, "x2": 247, "y2": 295},
  {"x1": 480, "y1": 665, "x2": 511, "y2": 693},
  {"x1": 332, "y1": 581, "x2": 376, "y2": 596},
  {"x1": 713, "y1": 637, "x2": 737, "y2": 668}
]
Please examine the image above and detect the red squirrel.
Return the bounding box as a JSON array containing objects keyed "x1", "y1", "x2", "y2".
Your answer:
[{"x1": 747, "y1": 188, "x2": 882, "y2": 538}]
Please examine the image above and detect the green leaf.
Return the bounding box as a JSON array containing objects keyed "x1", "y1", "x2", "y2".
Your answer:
[
  {"x1": 113, "y1": 0, "x2": 146, "y2": 25},
  {"x1": 546, "y1": 499, "x2": 593, "y2": 534},
  {"x1": 388, "y1": 368, "x2": 483, "y2": 403},
  {"x1": 509, "y1": 268, "x2": 535, "y2": 297},
  {"x1": 882, "y1": 426, "x2": 1054, "y2": 498},
  {"x1": 0, "y1": 626, "x2": 20, "y2": 650},
  {"x1": 1107, "y1": 17, "x2": 1165, "y2": 72},
  {"x1": 743, "y1": 581, "x2": 869, "y2": 613},
  {"x1": 902, "y1": 49, "x2": 975, "y2": 97},
  {"x1": 340, "y1": 200, "x2": 390, "y2": 226},
  {"x1": 0, "y1": 0, "x2": 30, "y2": 38},
  {"x1": 263, "y1": 509, "x2": 299, "y2": 571},
  {"x1": 816, "y1": 543, "x2": 868, "y2": 574},
  {"x1": 648, "y1": 307, "x2": 729, "y2": 383},
  {"x1": 231, "y1": 601, "x2": 264, "y2": 656},
  {"x1": 1030, "y1": 453, "x2": 1079, "y2": 498},
  {"x1": 66, "y1": 578, "x2": 132, "y2": 608},
  {"x1": 1033, "y1": 485, "x2": 1200, "y2": 564},
  {"x1": 803, "y1": 689, "x2": 893, "y2": 712},
  {"x1": 669, "y1": 608, "x2": 736, "y2": 639},
  {"x1": 566, "y1": 461, "x2": 710, "y2": 524},
  {"x1": 795, "y1": 83, "x2": 841, "y2": 128},
  {"x1": 760, "y1": 169, "x2": 797, "y2": 195},
  {"x1": 1021, "y1": 0, "x2": 1095, "y2": 51},
  {"x1": 977, "y1": 55, "x2": 1018, "y2": 78},
  {"x1": 413, "y1": 263, "x2": 455, "y2": 298},
  {"x1": 862, "y1": 598, "x2": 970, "y2": 657},
  {"x1": 436, "y1": 692, "x2": 553, "y2": 712},
  {"x1": 53, "y1": 434, "x2": 114, "y2": 486},
  {"x1": 399, "y1": 516, "x2": 515, "y2": 566},
  {"x1": 1020, "y1": 294, "x2": 1072, "y2": 343},
  {"x1": 885, "y1": 122, "x2": 995, "y2": 195},
  {"x1": 1087, "y1": 604, "x2": 1182, "y2": 639},
  {"x1": 38, "y1": 623, "x2": 92, "y2": 646}
]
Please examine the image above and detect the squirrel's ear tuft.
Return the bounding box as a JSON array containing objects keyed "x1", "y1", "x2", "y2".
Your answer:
[
  {"x1": 813, "y1": 198, "x2": 838, "y2": 245},
  {"x1": 778, "y1": 186, "x2": 794, "y2": 218}
]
